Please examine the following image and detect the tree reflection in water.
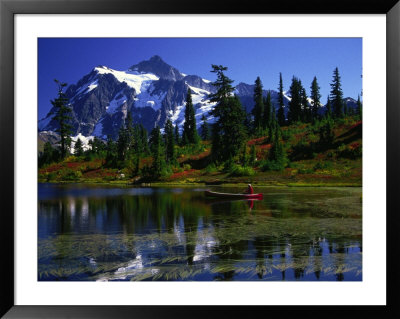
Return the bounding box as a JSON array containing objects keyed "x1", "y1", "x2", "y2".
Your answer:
[{"x1": 38, "y1": 184, "x2": 362, "y2": 281}]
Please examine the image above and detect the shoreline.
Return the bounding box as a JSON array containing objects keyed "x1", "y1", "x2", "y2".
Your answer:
[{"x1": 38, "y1": 179, "x2": 362, "y2": 188}]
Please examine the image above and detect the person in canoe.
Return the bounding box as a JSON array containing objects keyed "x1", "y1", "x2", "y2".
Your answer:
[
  {"x1": 204, "y1": 184, "x2": 262, "y2": 199},
  {"x1": 244, "y1": 184, "x2": 254, "y2": 194}
]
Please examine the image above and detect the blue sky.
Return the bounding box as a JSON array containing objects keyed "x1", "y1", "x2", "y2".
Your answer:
[{"x1": 38, "y1": 38, "x2": 362, "y2": 119}]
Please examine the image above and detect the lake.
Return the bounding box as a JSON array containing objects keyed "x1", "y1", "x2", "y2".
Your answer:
[{"x1": 38, "y1": 183, "x2": 362, "y2": 281}]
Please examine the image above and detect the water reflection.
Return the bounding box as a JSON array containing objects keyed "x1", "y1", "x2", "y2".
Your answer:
[{"x1": 38, "y1": 184, "x2": 362, "y2": 281}]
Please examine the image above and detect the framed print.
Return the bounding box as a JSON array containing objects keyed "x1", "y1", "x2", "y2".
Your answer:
[{"x1": 1, "y1": 0, "x2": 399, "y2": 318}]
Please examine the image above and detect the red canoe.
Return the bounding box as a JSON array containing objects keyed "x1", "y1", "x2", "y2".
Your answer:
[{"x1": 205, "y1": 190, "x2": 263, "y2": 200}]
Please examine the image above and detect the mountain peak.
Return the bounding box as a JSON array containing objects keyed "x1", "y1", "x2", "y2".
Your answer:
[
  {"x1": 129, "y1": 56, "x2": 184, "y2": 81},
  {"x1": 149, "y1": 55, "x2": 163, "y2": 62}
]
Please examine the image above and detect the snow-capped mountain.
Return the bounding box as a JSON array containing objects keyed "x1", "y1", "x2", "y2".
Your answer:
[
  {"x1": 38, "y1": 55, "x2": 358, "y2": 141},
  {"x1": 39, "y1": 55, "x2": 218, "y2": 139}
]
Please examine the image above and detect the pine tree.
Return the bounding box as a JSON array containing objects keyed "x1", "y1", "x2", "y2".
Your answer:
[
  {"x1": 310, "y1": 76, "x2": 321, "y2": 122},
  {"x1": 301, "y1": 86, "x2": 310, "y2": 122},
  {"x1": 268, "y1": 106, "x2": 278, "y2": 143},
  {"x1": 74, "y1": 138, "x2": 84, "y2": 156},
  {"x1": 326, "y1": 96, "x2": 332, "y2": 118},
  {"x1": 263, "y1": 91, "x2": 272, "y2": 131},
  {"x1": 209, "y1": 65, "x2": 246, "y2": 163},
  {"x1": 277, "y1": 73, "x2": 286, "y2": 126},
  {"x1": 209, "y1": 64, "x2": 234, "y2": 102},
  {"x1": 182, "y1": 89, "x2": 199, "y2": 145},
  {"x1": 91, "y1": 137, "x2": 105, "y2": 155},
  {"x1": 174, "y1": 124, "x2": 181, "y2": 145},
  {"x1": 252, "y1": 76, "x2": 264, "y2": 135},
  {"x1": 117, "y1": 125, "x2": 129, "y2": 163},
  {"x1": 133, "y1": 124, "x2": 149, "y2": 156},
  {"x1": 319, "y1": 117, "x2": 335, "y2": 146},
  {"x1": 149, "y1": 126, "x2": 165, "y2": 177},
  {"x1": 39, "y1": 142, "x2": 58, "y2": 167},
  {"x1": 133, "y1": 125, "x2": 141, "y2": 154},
  {"x1": 287, "y1": 76, "x2": 302, "y2": 124},
  {"x1": 200, "y1": 114, "x2": 210, "y2": 141},
  {"x1": 269, "y1": 125, "x2": 286, "y2": 167},
  {"x1": 164, "y1": 119, "x2": 176, "y2": 165},
  {"x1": 105, "y1": 135, "x2": 117, "y2": 167},
  {"x1": 330, "y1": 67, "x2": 344, "y2": 118},
  {"x1": 125, "y1": 111, "x2": 134, "y2": 157},
  {"x1": 140, "y1": 124, "x2": 150, "y2": 155},
  {"x1": 51, "y1": 79, "x2": 73, "y2": 158}
]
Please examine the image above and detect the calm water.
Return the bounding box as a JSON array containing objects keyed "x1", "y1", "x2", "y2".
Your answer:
[{"x1": 38, "y1": 183, "x2": 362, "y2": 281}]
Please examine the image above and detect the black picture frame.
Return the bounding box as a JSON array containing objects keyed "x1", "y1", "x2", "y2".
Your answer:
[{"x1": 1, "y1": 0, "x2": 399, "y2": 318}]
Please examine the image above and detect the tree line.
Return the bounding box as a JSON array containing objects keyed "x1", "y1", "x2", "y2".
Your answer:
[{"x1": 39, "y1": 66, "x2": 362, "y2": 179}]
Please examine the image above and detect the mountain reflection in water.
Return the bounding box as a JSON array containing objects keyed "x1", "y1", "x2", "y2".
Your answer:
[{"x1": 38, "y1": 183, "x2": 362, "y2": 281}]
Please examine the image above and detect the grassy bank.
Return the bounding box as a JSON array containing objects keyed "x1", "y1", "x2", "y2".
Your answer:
[{"x1": 38, "y1": 117, "x2": 362, "y2": 187}]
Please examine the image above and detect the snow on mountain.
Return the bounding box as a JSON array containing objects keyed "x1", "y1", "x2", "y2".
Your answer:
[
  {"x1": 169, "y1": 85, "x2": 217, "y2": 131},
  {"x1": 75, "y1": 79, "x2": 98, "y2": 96},
  {"x1": 134, "y1": 82, "x2": 166, "y2": 111},
  {"x1": 106, "y1": 91, "x2": 127, "y2": 114},
  {"x1": 282, "y1": 91, "x2": 291, "y2": 103},
  {"x1": 94, "y1": 66, "x2": 160, "y2": 95},
  {"x1": 70, "y1": 133, "x2": 94, "y2": 154},
  {"x1": 38, "y1": 55, "x2": 358, "y2": 142},
  {"x1": 40, "y1": 56, "x2": 218, "y2": 139}
]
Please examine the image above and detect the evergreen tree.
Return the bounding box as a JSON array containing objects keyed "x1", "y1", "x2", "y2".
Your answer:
[
  {"x1": 252, "y1": 76, "x2": 264, "y2": 134},
  {"x1": 125, "y1": 111, "x2": 135, "y2": 156},
  {"x1": 51, "y1": 79, "x2": 73, "y2": 158},
  {"x1": 209, "y1": 65, "x2": 247, "y2": 163},
  {"x1": 244, "y1": 110, "x2": 252, "y2": 132},
  {"x1": 65, "y1": 136, "x2": 72, "y2": 156},
  {"x1": 149, "y1": 126, "x2": 165, "y2": 177},
  {"x1": 91, "y1": 137, "x2": 105, "y2": 155},
  {"x1": 134, "y1": 155, "x2": 140, "y2": 175},
  {"x1": 182, "y1": 89, "x2": 199, "y2": 145},
  {"x1": 268, "y1": 106, "x2": 278, "y2": 143},
  {"x1": 174, "y1": 124, "x2": 181, "y2": 145},
  {"x1": 277, "y1": 73, "x2": 286, "y2": 126},
  {"x1": 140, "y1": 124, "x2": 150, "y2": 155},
  {"x1": 133, "y1": 124, "x2": 149, "y2": 156},
  {"x1": 326, "y1": 96, "x2": 332, "y2": 118},
  {"x1": 287, "y1": 76, "x2": 303, "y2": 123},
  {"x1": 74, "y1": 138, "x2": 84, "y2": 156},
  {"x1": 263, "y1": 91, "x2": 272, "y2": 131},
  {"x1": 133, "y1": 125, "x2": 141, "y2": 154},
  {"x1": 200, "y1": 114, "x2": 210, "y2": 141},
  {"x1": 301, "y1": 86, "x2": 310, "y2": 122},
  {"x1": 310, "y1": 76, "x2": 321, "y2": 121},
  {"x1": 105, "y1": 135, "x2": 117, "y2": 167},
  {"x1": 116, "y1": 125, "x2": 129, "y2": 163},
  {"x1": 269, "y1": 125, "x2": 286, "y2": 166},
  {"x1": 319, "y1": 118, "x2": 335, "y2": 146},
  {"x1": 357, "y1": 95, "x2": 362, "y2": 119},
  {"x1": 330, "y1": 67, "x2": 344, "y2": 118},
  {"x1": 209, "y1": 65, "x2": 246, "y2": 163},
  {"x1": 39, "y1": 142, "x2": 58, "y2": 167},
  {"x1": 209, "y1": 64, "x2": 235, "y2": 102},
  {"x1": 164, "y1": 119, "x2": 176, "y2": 164}
]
